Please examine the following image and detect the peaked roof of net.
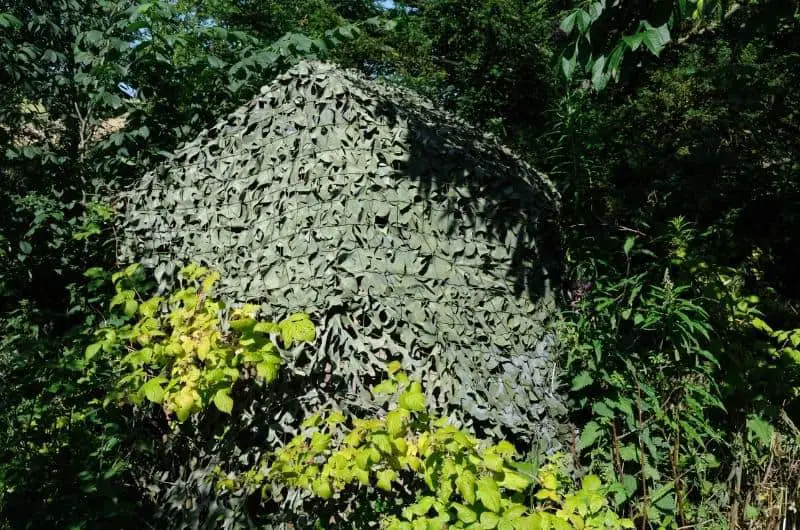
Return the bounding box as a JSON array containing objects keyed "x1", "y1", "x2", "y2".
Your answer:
[{"x1": 142, "y1": 60, "x2": 559, "y2": 210}]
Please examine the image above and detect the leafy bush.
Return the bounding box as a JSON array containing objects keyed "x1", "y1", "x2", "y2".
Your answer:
[
  {"x1": 218, "y1": 366, "x2": 633, "y2": 529},
  {"x1": 0, "y1": 266, "x2": 144, "y2": 529},
  {"x1": 559, "y1": 215, "x2": 800, "y2": 528},
  {"x1": 559, "y1": 220, "x2": 728, "y2": 526},
  {"x1": 4, "y1": 1, "x2": 800, "y2": 528},
  {"x1": 86, "y1": 263, "x2": 315, "y2": 421}
]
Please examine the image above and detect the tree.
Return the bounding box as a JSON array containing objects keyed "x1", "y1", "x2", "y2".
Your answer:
[{"x1": 556, "y1": 0, "x2": 800, "y2": 90}]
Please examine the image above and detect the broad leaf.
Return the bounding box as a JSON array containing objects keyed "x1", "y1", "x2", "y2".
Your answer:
[
  {"x1": 578, "y1": 421, "x2": 603, "y2": 451},
  {"x1": 476, "y1": 476, "x2": 502, "y2": 512}
]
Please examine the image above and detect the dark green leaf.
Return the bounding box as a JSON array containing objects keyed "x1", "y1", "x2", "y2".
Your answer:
[
  {"x1": 578, "y1": 421, "x2": 603, "y2": 451},
  {"x1": 571, "y1": 371, "x2": 594, "y2": 391}
]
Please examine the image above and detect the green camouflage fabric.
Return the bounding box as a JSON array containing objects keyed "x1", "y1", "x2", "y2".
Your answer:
[{"x1": 119, "y1": 61, "x2": 567, "y2": 447}]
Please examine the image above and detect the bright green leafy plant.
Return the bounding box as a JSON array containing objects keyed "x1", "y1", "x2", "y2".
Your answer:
[
  {"x1": 85, "y1": 262, "x2": 315, "y2": 421},
  {"x1": 219, "y1": 363, "x2": 633, "y2": 529}
]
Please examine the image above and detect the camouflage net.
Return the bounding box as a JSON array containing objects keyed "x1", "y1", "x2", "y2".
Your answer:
[{"x1": 119, "y1": 61, "x2": 567, "y2": 447}]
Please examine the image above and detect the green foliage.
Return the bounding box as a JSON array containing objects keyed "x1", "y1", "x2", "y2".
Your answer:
[
  {"x1": 184, "y1": 0, "x2": 379, "y2": 45},
  {"x1": 98, "y1": 1, "x2": 367, "y2": 178},
  {"x1": 555, "y1": 0, "x2": 799, "y2": 90},
  {"x1": 557, "y1": 207, "x2": 800, "y2": 528},
  {"x1": 560, "y1": 220, "x2": 728, "y2": 527},
  {"x1": 540, "y1": 15, "x2": 800, "y2": 526},
  {"x1": 0, "y1": 2, "x2": 351, "y2": 520},
  {"x1": 753, "y1": 319, "x2": 800, "y2": 383},
  {"x1": 220, "y1": 367, "x2": 632, "y2": 529},
  {"x1": 539, "y1": 12, "x2": 800, "y2": 524},
  {"x1": 86, "y1": 263, "x2": 315, "y2": 421},
  {"x1": 363, "y1": 0, "x2": 557, "y2": 148},
  {"x1": 1, "y1": 0, "x2": 368, "y2": 206},
  {"x1": 1, "y1": 194, "x2": 113, "y2": 303},
  {"x1": 0, "y1": 265, "x2": 145, "y2": 529}
]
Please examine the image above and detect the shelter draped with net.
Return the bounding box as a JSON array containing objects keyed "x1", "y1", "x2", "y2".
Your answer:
[{"x1": 120, "y1": 61, "x2": 568, "y2": 445}]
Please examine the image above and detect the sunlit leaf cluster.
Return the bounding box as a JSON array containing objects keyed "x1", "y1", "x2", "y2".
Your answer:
[
  {"x1": 218, "y1": 365, "x2": 632, "y2": 529},
  {"x1": 85, "y1": 263, "x2": 315, "y2": 421}
]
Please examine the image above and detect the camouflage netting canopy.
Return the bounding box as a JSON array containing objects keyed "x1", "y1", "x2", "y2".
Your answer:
[{"x1": 120, "y1": 61, "x2": 568, "y2": 446}]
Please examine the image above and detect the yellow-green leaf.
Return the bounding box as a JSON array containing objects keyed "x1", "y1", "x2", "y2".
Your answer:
[
  {"x1": 405, "y1": 497, "x2": 436, "y2": 518},
  {"x1": 373, "y1": 378, "x2": 398, "y2": 395},
  {"x1": 494, "y1": 440, "x2": 517, "y2": 457},
  {"x1": 452, "y1": 503, "x2": 477, "y2": 524},
  {"x1": 312, "y1": 478, "x2": 333, "y2": 499},
  {"x1": 504, "y1": 505, "x2": 526, "y2": 520},
  {"x1": 752, "y1": 317, "x2": 773, "y2": 333},
  {"x1": 253, "y1": 321, "x2": 279, "y2": 334},
  {"x1": 377, "y1": 469, "x2": 397, "y2": 491},
  {"x1": 480, "y1": 511, "x2": 500, "y2": 530},
  {"x1": 200, "y1": 270, "x2": 220, "y2": 293},
  {"x1": 354, "y1": 468, "x2": 370, "y2": 485},
  {"x1": 256, "y1": 360, "x2": 280, "y2": 382},
  {"x1": 327, "y1": 410, "x2": 346, "y2": 425},
  {"x1": 453, "y1": 430, "x2": 476, "y2": 448},
  {"x1": 386, "y1": 408, "x2": 409, "y2": 436},
  {"x1": 140, "y1": 376, "x2": 167, "y2": 404},
  {"x1": 229, "y1": 317, "x2": 256, "y2": 333},
  {"x1": 368, "y1": 446, "x2": 382, "y2": 464},
  {"x1": 138, "y1": 296, "x2": 162, "y2": 318},
  {"x1": 355, "y1": 450, "x2": 370, "y2": 470},
  {"x1": 123, "y1": 299, "x2": 138, "y2": 317},
  {"x1": 393, "y1": 436, "x2": 408, "y2": 455},
  {"x1": 499, "y1": 471, "x2": 530, "y2": 492},
  {"x1": 534, "y1": 489, "x2": 559, "y2": 502},
  {"x1": 213, "y1": 388, "x2": 234, "y2": 414},
  {"x1": 122, "y1": 263, "x2": 141, "y2": 278},
  {"x1": 173, "y1": 390, "x2": 195, "y2": 422},
  {"x1": 197, "y1": 336, "x2": 211, "y2": 360},
  {"x1": 387, "y1": 360, "x2": 403, "y2": 375},
  {"x1": 477, "y1": 476, "x2": 502, "y2": 512},
  {"x1": 514, "y1": 515, "x2": 541, "y2": 530},
  {"x1": 372, "y1": 434, "x2": 393, "y2": 454},
  {"x1": 302, "y1": 413, "x2": 322, "y2": 428},
  {"x1": 483, "y1": 452, "x2": 504, "y2": 472},
  {"x1": 279, "y1": 312, "x2": 316, "y2": 347},
  {"x1": 400, "y1": 386, "x2": 425, "y2": 412},
  {"x1": 85, "y1": 342, "x2": 102, "y2": 361},
  {"x1": 310, "y1": 432, "x2": 331, "y2": 453},
  {"x1": 456, "y1": 469, "x2": 476, "y2": 504},
  {"x1": 582, "y1": 474, "x2": 602, "y2": 492},
  {"x1": 540, "y1": 471, "x2": 558, "y2": 491}
]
